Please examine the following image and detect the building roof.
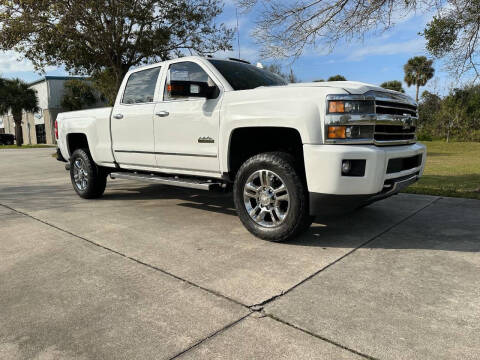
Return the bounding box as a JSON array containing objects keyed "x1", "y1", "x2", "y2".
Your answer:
[{"x1": 29, "y1": 76, "x2": 89, "y2": 87}]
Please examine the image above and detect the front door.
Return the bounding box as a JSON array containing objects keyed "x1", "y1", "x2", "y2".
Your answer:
[
  {"x1": 154, "y1": 61, "x2": 221, "y2": 174},
  {"x1": 111, "y1": 66, "x2": 161, "y2": 167}
]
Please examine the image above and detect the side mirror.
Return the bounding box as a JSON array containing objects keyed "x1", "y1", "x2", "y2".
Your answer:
[{"x1": 168, "y1": 80, "x2": 219, "y2": 99}]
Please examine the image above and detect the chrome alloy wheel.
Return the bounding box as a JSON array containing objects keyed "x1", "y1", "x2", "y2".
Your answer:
[
  {"x1": 73, "y1": 158, "x2": 88, "y2": 191},
  {"x1": 243, "y1": 170, "x2": 290, "y2": 228}
]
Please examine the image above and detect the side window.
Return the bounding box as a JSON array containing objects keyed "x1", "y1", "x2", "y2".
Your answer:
[
  {"x1": 122, "y1": 67, "x2": 161, "y2": 104},
  {"x1": 164, "y1": 62, "x2": 215, "y2": 100}
]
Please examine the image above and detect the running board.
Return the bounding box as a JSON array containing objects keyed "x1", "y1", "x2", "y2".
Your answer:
[{"x1": 109, "y1": 172, "x2": 223, "y2": 191}]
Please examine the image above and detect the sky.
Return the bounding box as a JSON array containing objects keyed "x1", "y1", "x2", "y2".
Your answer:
[{"x1": 0, "y1": 1, "x2": 456, "y2": 100}]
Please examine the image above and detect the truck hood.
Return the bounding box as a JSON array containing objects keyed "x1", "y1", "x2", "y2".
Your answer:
[
  {"x1": 287, "y1": 81, "x2": 395, "y2": 94},
  {"x1": 230, "y1": 80, "x2": 415, "y2": 106}
]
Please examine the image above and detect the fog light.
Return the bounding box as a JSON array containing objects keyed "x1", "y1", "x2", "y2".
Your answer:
[{"x1": 342, "y1": 160, "x2": 352, "y2": 174}]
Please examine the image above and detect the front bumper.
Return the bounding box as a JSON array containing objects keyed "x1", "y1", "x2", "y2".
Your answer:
[{"x1": 304, "y1": 143, "x2": 426, "y2": 215}]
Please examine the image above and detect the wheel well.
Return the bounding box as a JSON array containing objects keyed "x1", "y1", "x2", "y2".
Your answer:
[
  {"x1": 67, "y1": 133, "x2": 89, "y2": 156},
  {"x1": 228, "y1": 127, "x2": 305, "y2": 180}
]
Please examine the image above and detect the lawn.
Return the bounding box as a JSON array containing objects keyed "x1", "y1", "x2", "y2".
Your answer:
[
  {"x1": 403, "y1": 141, "x2": 480, "y2": 200},
  {"x1": 0, "y1": 144, "x2": 55, "y2": 149}
]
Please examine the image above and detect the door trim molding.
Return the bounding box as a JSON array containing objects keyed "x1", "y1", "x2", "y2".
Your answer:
[{"x1": 114, "y1": 149, "x2": 217, "y2": 158}]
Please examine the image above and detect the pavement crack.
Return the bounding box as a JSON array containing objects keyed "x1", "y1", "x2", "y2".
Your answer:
[
  {"x1": 168, "y1": 313, "x2": 252, "y2": 359},
  {"x1": 267, "y1": 314, "x2": 379, "y2": 360},
  {"x1": 0, "y1": 197, "x2": 441, "y2": 360},
  {"x1": 0, "y1": 202, "x2": 251, "y2": 311},
  {"x1": 249, "y1": 196, "x2": 441, "y2": 309}
]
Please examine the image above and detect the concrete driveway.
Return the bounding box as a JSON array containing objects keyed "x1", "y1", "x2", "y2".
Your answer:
[{"x1": 1, "y1": 148, "x2": 479, "y2": 360}]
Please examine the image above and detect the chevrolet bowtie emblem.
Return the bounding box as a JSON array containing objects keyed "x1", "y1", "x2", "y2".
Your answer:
[{"x1": 402, "y1": 115, "x2": 412, "y2": 129}]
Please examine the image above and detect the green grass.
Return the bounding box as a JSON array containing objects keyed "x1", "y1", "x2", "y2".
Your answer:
[
  {"x1": 403, "y1": 141, "x2": 480, "y2": 200},
  {"x1": 0, "y1": 144, "x2": 55, "y2": 149}
]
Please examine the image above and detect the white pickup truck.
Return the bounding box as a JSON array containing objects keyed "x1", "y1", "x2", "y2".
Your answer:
[{"x1": 56, "y1": 56, "x2": 426, "y2": 241}]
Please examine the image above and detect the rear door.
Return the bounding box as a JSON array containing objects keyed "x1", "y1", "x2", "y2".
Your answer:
[{"x1": 111, "y1": 66, "x2": 161, "y2": 167}]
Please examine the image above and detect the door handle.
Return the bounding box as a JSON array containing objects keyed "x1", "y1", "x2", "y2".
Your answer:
[
  {"x1": 113, "y1": 114, "x2": 123, "y2": 119},
  {"x1": 155, "y1": 111, "x2": 169, "y2": 117}
]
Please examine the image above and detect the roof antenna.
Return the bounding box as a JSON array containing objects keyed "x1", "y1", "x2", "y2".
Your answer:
[{"x1": 236, "y1": 8, "x2": 241, "y2": 59}]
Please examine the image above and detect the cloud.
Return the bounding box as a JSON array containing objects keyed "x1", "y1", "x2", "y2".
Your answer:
[
  {"x1": 0, "y1": 50, "x2": 57, "y2": 75},
  {"x1": 0, "y1": 51, "x2": 38, "y2": 73},
  {"x1": 346, "y1": 38, "x2": 425, "y2": 61}
]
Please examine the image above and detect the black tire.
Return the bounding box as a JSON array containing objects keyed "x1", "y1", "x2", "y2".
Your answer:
[
  {"x1": 69, "y1": 148, "x2": 107, "y2": 199},
  {"x1": 302, "y1": 215, "x2": 316, "y2": 230},
  {"x1": 233, "y1": 152, "x2": 310, "y2": 242}
]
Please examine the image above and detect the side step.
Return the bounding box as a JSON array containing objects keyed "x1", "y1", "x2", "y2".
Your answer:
[{"x1": 110, "y1": 172, "x2": 223, "y2": 191}]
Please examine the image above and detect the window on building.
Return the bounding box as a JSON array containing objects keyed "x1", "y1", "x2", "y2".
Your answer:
[{"x1": 35, "y1": 124, "x2": 46, "y2": 144}]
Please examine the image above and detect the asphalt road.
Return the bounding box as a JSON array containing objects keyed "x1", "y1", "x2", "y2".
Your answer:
[{"x1": 1, "y1": 148, "x2": 479, "y2": 360}]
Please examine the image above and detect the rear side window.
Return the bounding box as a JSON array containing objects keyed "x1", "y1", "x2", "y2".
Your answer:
[{"x1": 122, "y1": 67, "x2": 161, "y2": 104}]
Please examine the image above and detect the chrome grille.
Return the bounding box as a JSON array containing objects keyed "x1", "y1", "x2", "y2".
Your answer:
[
  {"x1": 374, "y1": 99, "x2": 417, "y2": 144},
  {"x1": 374, "y1": 124, "x2": 416, "y2": 142},
  {"x1": 375, "y1": 100, "x2": 417, "y2": 117}
]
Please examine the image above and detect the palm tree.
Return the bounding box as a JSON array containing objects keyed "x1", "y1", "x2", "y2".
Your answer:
[
  {"x1": 404, "y1": 56, "x2": 435, "y2": 103},
  {"x1": 0, "y1": 78, "x2": 38, "y2": 146}
]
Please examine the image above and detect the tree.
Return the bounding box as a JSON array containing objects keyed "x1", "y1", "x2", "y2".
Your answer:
[
  {"x1": 423, "y1": 1, "x2": 480, "y2": 80},
  {"x1": 61, "y1": 79, "x2": 100, "y2": 111},
  {"x1": 404, "y1": 56, "x2": 435, "y2": 102},
  {"x1": 287, "y1": 69, "x2": 299, "y2": 83},
  {"x1": 313, "y1": 79, "x2": 325, "y2": 82},
  {"x1": 0, "y1": 78, "x2": 38, "y2": 146},
  {"x1": 441, "y1": 86, "x2": 480, "y2": 142},
  {"x1": 91, "y1": 68, "x2": 118, "y2": 106},
  {"x1": 380, "y1": 80, "x2": 405, "y2": 93},
  {"x1": 328, "y1": 75, "x2": 346, "y2": 81},
  {"x1": 264, "y1": 64, "x2": 285, "y2": 78},
  {"x1": 238, "y1": 0, "x2": 426, "y2": 58},
  {"x1": 238, "y1": 1, "x2": 479, "y2": 83},
  {"x1": 417, "y1": 86, "x2": 480, "y2": 142},
  {"x1": 264, "y1": 64, "x2": 299, "y2": 83},
  {"x1": 418, "y1": 90, "x2": 442, "y2": 137},
  {"x1": 0, "y1": 0, "x2": 233, "y2": 95}
]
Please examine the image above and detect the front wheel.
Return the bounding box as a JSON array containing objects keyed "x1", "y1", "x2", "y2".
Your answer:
[
  {"x1": 233, "y1": 152, "x2": 310, "y2": 242},
  {"x1": 70, "y1": 148, "x2": 107, "y2": 199}
]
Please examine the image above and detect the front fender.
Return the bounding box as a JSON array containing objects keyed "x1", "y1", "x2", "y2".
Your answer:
[{"x1": 219, "y1": 97, "x2": 323, "y2": 173}]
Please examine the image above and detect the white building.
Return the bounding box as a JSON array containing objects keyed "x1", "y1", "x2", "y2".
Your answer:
[{"x1": 0, "y1": 76, "x2": 101, "y2": 145}]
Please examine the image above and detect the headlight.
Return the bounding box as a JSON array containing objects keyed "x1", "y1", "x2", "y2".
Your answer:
[
  {"x1": 327, "y1": 125, "x2": 374, "y2": 139},
  {"x1": 328, "y1": 100, "x2": 374, "y2": 114}
]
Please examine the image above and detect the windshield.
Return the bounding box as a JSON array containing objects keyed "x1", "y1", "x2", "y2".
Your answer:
[{"x1": 208, "y1": 59, "x2": 287, "y2": 90}]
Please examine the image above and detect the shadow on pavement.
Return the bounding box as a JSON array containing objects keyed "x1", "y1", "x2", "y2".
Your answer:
[
  {"x1": 100, "y1": 184, "x2": 480, "y2": 253},
  {"x1": 3, "y1": 182, "x2": 478, "y2": 253}
]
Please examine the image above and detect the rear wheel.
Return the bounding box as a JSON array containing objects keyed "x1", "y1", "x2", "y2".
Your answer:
[
  {"x1": 70, "y1": 148, "x2": 107, "y2": 199},
  {"x1": 233, "y1": 152, "x2": 310, "y2": 242}
]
